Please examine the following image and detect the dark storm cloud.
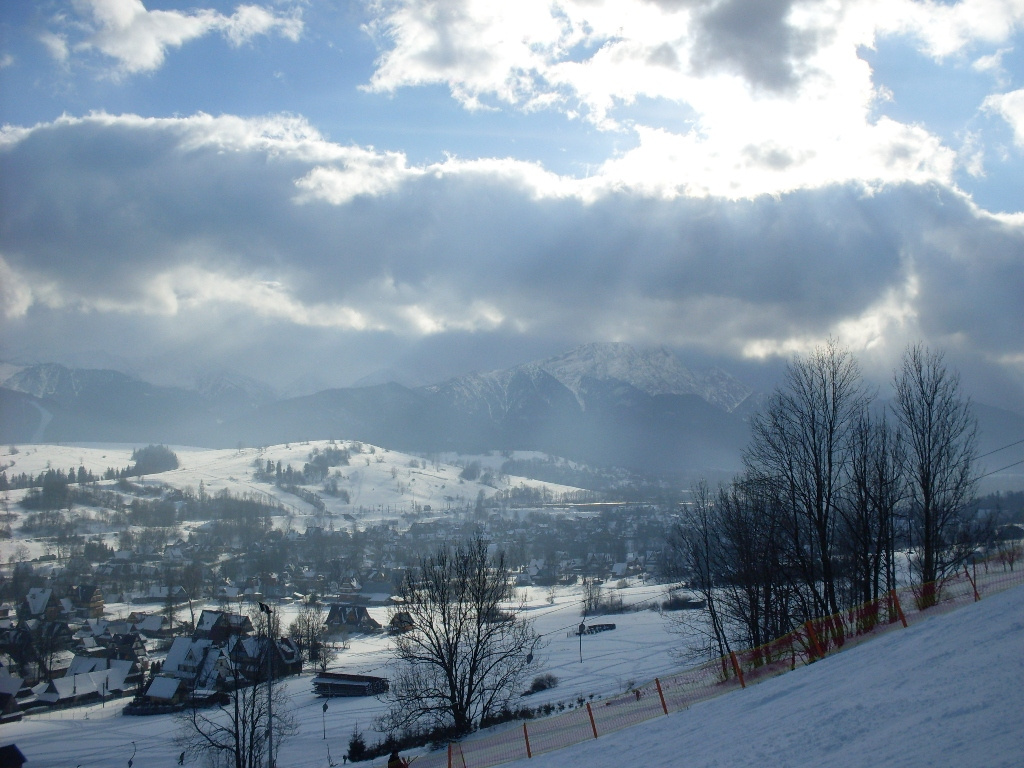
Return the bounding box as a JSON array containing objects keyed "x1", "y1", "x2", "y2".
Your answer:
[
  {"x1": 646, "y1": 0, "x2": 822, "y2": 92},
  {"x1": 1, "y1": 115, "x2": 1022, "y2": 402}
]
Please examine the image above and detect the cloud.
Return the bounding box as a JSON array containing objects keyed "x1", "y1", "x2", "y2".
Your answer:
[
  {"x1": 1, "y1": 112, "x2": 1022, "y2": 396},
  {"x1": 58, "y1": 0, "x2": 303, "y2": 74},
  {"x1": 875, "y1": 0, "x2": 1024, "y2": 59},
  {"x1": 984, "y1": 89, "x2": 1024, "y2": 147},
  {"x1": 39, "y1": 31, "x2": 70, "y2": 63},
  {"x1": 361, "y1": 0, "x2": 1016, "y2": 198}
]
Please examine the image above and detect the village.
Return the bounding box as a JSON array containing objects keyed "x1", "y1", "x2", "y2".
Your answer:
[{"x1": 0, "y1": 466, "x2": 678, "y2": 724}]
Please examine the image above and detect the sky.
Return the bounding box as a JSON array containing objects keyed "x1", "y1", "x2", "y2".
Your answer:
[{"x1": 1, "y1": 0, "x2": 1023, "y2": 407}]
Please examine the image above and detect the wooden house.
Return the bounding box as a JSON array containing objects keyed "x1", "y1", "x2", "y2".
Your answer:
[{"x1": 324, "y1": 604, "x2": 381, "y2": 634}]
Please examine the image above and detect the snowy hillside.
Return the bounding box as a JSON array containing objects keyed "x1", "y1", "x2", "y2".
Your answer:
[
  {"x1": 503, "y1": 582, "x2": 1024, "y2": 768},
  {"x1": 3, "y1": 576, "x2": 1021, "y2": 767},
  {"x1": 0, "y1": 441, "x2": 585, "y2": 562}
]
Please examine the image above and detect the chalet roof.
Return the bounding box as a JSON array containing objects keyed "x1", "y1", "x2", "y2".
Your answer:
[
  {"x1": 195, "y1": 609, "x2": 252, "y2": 635},
  {"x1": 67, "y1": 656, "x2": 134, "y2": 677},
  {"x1": 325, "y1": 604, "x2": 380, "y2": 629},
  {"x1": 134, "y1": 614, "x2": 166, "y2": 633},
  {"x1": 196, "y1": 610, "x2": 221, "y2": 632},
  {"x1": 0, "y1": 672, "x2": 22, "y2": 697},
  {"x1": 145, "y1": 676, "x2": 182, "y2": 701},
  {"x1": 164, "y1": 637, "x2": 212, "y2": 674},
  {"x1": 37, "y1": 666, "x2": 129, "y2": 703},
  {"x1": 24, "y1": 588, "x2": 53, "y2": 616}
]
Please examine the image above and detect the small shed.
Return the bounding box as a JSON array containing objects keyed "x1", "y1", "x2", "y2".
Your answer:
[{"x1": 311, "y1": 672, "x2": 388, "y2": 697}]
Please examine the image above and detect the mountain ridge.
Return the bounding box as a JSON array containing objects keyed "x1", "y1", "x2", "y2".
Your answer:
[{"x1": 3, "y1": 346, "x2": 1020, "y2": 485}]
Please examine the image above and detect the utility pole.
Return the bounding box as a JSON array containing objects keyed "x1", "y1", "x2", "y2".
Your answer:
[{"x1": 259, "y1": 602, "x2": 274, "y2": 768}]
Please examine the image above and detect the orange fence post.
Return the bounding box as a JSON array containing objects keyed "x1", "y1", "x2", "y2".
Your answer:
[
  {"x1": 889, "y1": 589, "x2": 908, "y2": 628},
  {"x1": 729, "y1": 651, "x2": 746, "y2": 688},
  {"x1": 804, "y1": 620, "x2": 824, "y2": 660},
  {"x1": 655, "y1": 678, "x2": 669, "y2": 715},
  {"x1": 586, "y1": 702, "x2": 599, "y2": 739},
  {"x1": 523, "y1": 722, "x2": 532, "y2": 758}
]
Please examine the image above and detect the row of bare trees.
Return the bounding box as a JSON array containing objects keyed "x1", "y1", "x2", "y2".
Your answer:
[{"x1": 671, "y1": 342, "x2": 985, "y2": 659}]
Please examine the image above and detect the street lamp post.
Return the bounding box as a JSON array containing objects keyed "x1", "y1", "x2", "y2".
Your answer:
[{"x1": 259, "y1": 602, "x2": 275, "y2": 768}]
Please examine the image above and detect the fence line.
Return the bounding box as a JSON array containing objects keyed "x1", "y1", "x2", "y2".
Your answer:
[{"x1": 406, "y1": 558, "x2": 1024, "y2": 768}]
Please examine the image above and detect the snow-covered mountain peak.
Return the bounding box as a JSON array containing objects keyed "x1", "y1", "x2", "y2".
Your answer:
[
  {"x1": 537, "y1": 343, "x2": 698, "y2": 397},
  {"x1": 194, "y1": 371, "x2": 277, "y2": 403},
  {"x1": 530, "y1": 343, "x2": 753, "y2": 411}
]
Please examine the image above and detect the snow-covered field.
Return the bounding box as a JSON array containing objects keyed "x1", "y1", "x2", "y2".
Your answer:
[
  {"x1": 5, "y1": 579, "x2": 1022, "y2": 767},
  {"x1": 3, "y1": 577, "x2": 688, "y2": 768}
]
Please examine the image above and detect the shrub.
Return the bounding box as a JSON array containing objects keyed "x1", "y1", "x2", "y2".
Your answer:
[{"x1": 524, "y1": 673, "x2": 559, "y2": 695}]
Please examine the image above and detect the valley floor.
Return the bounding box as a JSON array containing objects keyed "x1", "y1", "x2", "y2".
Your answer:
[{"x1": 5, "y1": 580, "x2": 1023, "y2": 768}]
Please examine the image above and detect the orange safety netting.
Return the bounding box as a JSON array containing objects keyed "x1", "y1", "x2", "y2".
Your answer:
[{"x1": 407, "y1": 560, "x2": 1024, "y2": 768}]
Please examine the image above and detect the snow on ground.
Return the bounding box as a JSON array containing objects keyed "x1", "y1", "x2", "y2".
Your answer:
[
  {"x1": 503, "y1": 584, "x2": 1024, "y2": 768},
  {"x1": 1, "y1": 579, "x2": 687, "y2": 767},
  {"x1": 5, "y1": 582, "x2": 1023, "y2": 768},
  {"x1": 0, "y1": 441, "x2": 586, "y2": 562}
]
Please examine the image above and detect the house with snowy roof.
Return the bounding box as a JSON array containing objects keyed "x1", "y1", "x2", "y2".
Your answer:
[
  {"x1": 324, "y1": 604, "x2": 381, "y2": 634},
  {"x1": 193, "y1": 610, "x2": 253, "y2": 643},
  {"x1": 19, "y1": 589, "x2": 59, "y2": 622},
  {"x1": 34, "y1": 665, "x2": 129, "y2": 706},
  {"x1": 162, "y1": 637, "x2": 231, "y2": 689}
]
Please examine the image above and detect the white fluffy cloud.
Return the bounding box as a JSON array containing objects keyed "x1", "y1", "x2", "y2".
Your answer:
[
  {"x1": 361, "y1": 0, "x2": 1024, "y2": 198},
  {"x1": 985, "y1": 88, "x2": 1024, "y2": 146},
  {"x1": 63, "y1": 0, "x2": 302, "y2": 74}
]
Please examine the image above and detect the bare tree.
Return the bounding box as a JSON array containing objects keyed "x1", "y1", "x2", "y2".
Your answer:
[
  {"x1": 893, "y1": 345, "x2": 981, "y2": 606},
  {"x1": 714, "y1": 479, "x2": 796, "y2": 654},
  {"x1": 381, "y1": 536, "x2": 541, "y2": 736},
  {"x1": 664, "y1": 481, "x2": 733, "y2": 665},
  {"x1": 175, "y1": 653, "x2": 296, "y2": 768},
  {"x1": 176, "y1": 609, "x2": 296, "y2": 768},
  {"x1": 581, "y1": 578, "x2": 603, "y2": 617},
  {"x1": 744, "y1": 339, "x2": 869, "y2": 621},
  {"x1": 162, "y1": 569, "x2": 180, "y2": 635},
  {"x1": 839, "y1": 408, "x2": 904, "y2": 608},
  {"x1": 288, "y1": 599, "x2": 326, "y2": 665}
]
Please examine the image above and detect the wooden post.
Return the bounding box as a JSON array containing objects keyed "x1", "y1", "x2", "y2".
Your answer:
[
  {"x1": 889, "y1": 589, "x2": 908, "y2": 628},
  {"x1": 522, "y1": 722, "x2": 533, "y2": 758},
  {"x1": 447, "y1": 742, "x2": 452, "y2": 768},
  {"x1": 729, "y1": 651, "x2": 746, "y2": 688},
  {"x1": 586, "y1": 702, "x2": 599, "y2": 739},
  {"x1": 655, "y1": 678, "x2": 669, "y2": 715},
  {"x1": 964, "y1": 565, "x2": 980, "y2": 602}
]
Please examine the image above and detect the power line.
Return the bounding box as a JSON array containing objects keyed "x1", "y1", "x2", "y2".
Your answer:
[
  {"x1": 976, "y1": 437, "x2": 1024, "y2": 461},
  {"x1": 978, "y1": 457, "x2": 1024, "y2": 481}
]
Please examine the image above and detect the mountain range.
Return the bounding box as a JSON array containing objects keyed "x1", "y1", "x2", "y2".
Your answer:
[{"x1": 2, "y1": 342, "x2": 1021, "y2": 481}]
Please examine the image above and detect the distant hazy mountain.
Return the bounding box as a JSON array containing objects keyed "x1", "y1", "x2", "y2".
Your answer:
[
  {"x1": 0, "y1": 347, "x2": 757, "y2": 476},
  {"x1": 2, "y1": 346, "x2": 1021, "y2": 483}
]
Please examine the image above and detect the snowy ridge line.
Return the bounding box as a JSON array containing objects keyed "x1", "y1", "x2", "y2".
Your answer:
[{"x1": 404, "y1": 562, "x2": 1024, "y2": 768}]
